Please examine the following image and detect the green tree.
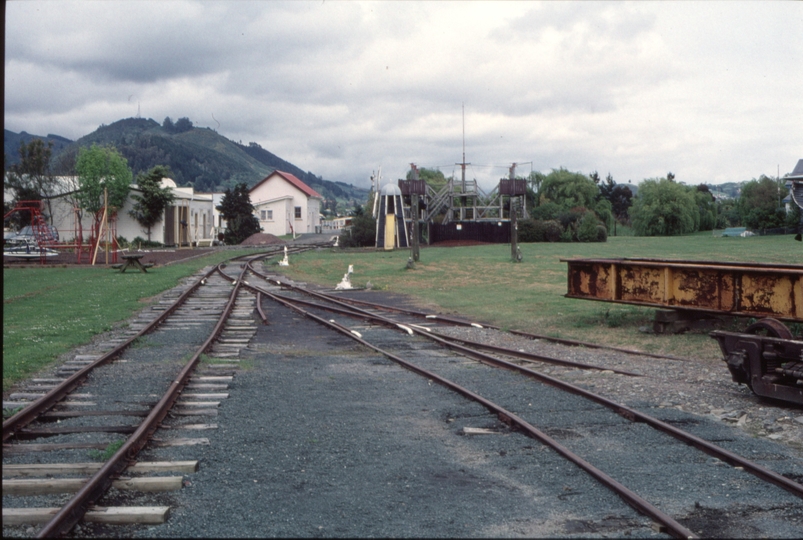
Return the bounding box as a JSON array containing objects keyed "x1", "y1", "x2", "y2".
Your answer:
[
  {"x1": 75, "y1": 144, "x2": 133, "y2": 222},
  {"x1": 339, "y1": 203, "x2": 376, "y2": 248},
  {"x1": 5, "y1": 139, "x2": 58, "y2": 223},
  {"x1": 128, "y1": 165, "x2": 175, "y2": 241},
  {"x1": 610, "y1": 184, "x2": 633, "y2": 223},
  {"x1": 408, "y1": 167, "x2": 448, "y2": 194},
  {"x1": 737, "y1": 175, "x2": 785, "y2": 230},
  {"x1": 629, "y1": 177, "x2": 697, "y2": 236},
  {"x1": 577, "y1": 211, "x2": 603, "y2": 242},
  {"x1": 539, "y1": 168, "x2": 598, "y2": 210},
  {"x1": 216, "y1": 182, "x2": 261, "y2": 245},
  {"x1": 693, "y1": 185, "x2": 716, "y2": 231},
  {"x1": 527, "y1": 171, "x2": 546, "y2": 208}
]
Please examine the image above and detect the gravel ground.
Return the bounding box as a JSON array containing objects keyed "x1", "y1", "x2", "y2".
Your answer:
[{"x1": 4, "y1": 268, "x2": 802, "y2": 538}]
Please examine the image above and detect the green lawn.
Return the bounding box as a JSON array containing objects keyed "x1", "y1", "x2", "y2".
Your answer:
[
  {"x1": 2, "y1": 249, "x2": 254, "y2": 391},
  {"x1": 272, "y1": 233, "x2": 801, "y2": 362},
  {"x1": 3, "y1": 234, "x2": 800, "y2": 393}
]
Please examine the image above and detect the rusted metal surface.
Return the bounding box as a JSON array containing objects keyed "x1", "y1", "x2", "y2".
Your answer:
[
  {"x1": 710, "y1": 325, "x2": 803, "y2": 405},
  {"x1": 562, "y1": 258, "x2": 803, "y2": 322}
]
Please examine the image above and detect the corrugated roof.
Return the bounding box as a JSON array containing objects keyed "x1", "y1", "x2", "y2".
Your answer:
[
  {"x1": 789, "y1": 159, "x2": 803, "y2": 179},
  {"x1": 250, "y1": 170, "x2": 323, "y2": 199}
]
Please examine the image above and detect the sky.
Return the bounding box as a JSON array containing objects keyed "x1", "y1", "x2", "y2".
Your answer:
[{"x1": 4, "y1": 1, "x2": 802, "y2": 190}]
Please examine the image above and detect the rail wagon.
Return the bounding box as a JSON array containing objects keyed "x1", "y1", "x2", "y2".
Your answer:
[{"x1": 563, "y1": 257, "x2": 803, "y2": 405}]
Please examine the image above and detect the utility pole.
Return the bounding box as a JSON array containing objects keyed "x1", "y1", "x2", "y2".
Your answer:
[
  {"x1": 410, "y1": 163, "x2": 421, "y2": 262},
  {"x1": 509, "y1": 163, "x2": 521, "y2": 262}
]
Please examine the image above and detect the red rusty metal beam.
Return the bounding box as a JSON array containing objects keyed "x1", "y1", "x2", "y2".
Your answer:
[{"x1": 562, "y1": 258, "x2": 803, "y2": 322}]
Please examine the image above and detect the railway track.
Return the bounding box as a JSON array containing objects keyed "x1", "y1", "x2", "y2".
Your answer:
[
  {"x1": 1, "y1": 247, "x2": 301, "y2": 537},
  {"x1": 3, "y1": 245, "x2": 801, "y2": 537},
  {"x1": 236, "y1": 264, "x2": 803, "y2": 539}
]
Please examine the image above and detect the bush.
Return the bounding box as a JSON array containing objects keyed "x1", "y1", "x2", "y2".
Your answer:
[
  {"x1": 596, "y1": 224, "x2": 608, "y2": 242},
  {"x1": 543, "y1": 220, "x2": 563, "y2": 242},
  {"x1": 517, "y1": 219, "x2": 538, "y2": 242},
  {"x1": 577, "y1": 212, "x2": 601, "y2": 242},
  {"x1": 339, "y1": 205, "x2": 376, "y2": 248},
  {"x1": 531, "y1": 202, "x2": 562, "y2": 221},
  {"x1": 131, "y1": 236, "x2": 163, "y2": 249}
]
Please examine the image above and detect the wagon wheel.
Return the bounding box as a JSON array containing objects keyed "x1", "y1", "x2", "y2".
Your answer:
[{"x1": 744, "y1": 318, "x2": 793, "y2": 340}]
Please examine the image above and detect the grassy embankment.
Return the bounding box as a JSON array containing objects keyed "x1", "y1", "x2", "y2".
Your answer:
[
  {"x1": 3, "y1": 249, "x2": 255, "y2": 392},
  {"x1": 273, "y1": 232, "x2": 801, "y2": 363}
]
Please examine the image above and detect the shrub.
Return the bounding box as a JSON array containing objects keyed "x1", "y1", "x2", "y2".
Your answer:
[
  {"x1": 131, "y1": 236, "x2": 163, "y2": 249},
  {"x1": 596, "y1": 224, "x2": 608, "y2": 242},
  {"x1": 339, "y1": 205, "x2": 376, "y2": 248},
  {"x1": 577, "y1": 212, "x2": 601, "y2": 242},
  {"x1": 517, "y1": 219, "x2": 538, "y2": 242},
  {"x1": 531, "y1": 202, "x2": 562, "y2": 221},
  {"x1": 543, "y1": 220, "x2": 563, "y2": 242}
]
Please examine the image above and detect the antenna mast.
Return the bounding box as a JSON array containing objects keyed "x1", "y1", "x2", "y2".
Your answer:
[{"x1": 457, "y1": 103, "x2": 469, "y2": 193}]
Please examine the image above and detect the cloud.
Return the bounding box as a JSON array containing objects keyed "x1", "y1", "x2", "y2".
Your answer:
[{"x1": 5, "y1": 1, "x2": 803, "y2": 189}]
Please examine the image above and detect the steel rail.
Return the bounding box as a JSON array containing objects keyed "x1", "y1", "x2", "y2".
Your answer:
[
  {"x1": 255, "y1": 268, "x2": 696, "y2": 362},
  {"x1": 35, "y1": 262, "x2": 248, "y2": 537},
  {"x1": 253, "y1": 281, "x2": 642, "y2": 377},
  {"x1": 250, "y1": 281, "x2": 699, "y2": 540},
  {"x1": 253, "y1": 276, "x2": 803, "y2": 501},
  {"x1": 3, "y1": 265, "x2": 219, "y2": 442}
]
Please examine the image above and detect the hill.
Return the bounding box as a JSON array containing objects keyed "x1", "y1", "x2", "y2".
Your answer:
[
  {"x1": 4, "y1": 130, "x2": 73, "y2": 167},
  {"x1": 4, "y1": 118, "x2": 369, "y2": 214}
]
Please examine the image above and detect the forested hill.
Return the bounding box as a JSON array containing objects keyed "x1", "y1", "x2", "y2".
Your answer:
[
  {"x1": 4, "y1": 130, "x2": 73, "y2": 166},
  {"x1": 5, "y1": 117, "x2": 369, "y2": 211}
]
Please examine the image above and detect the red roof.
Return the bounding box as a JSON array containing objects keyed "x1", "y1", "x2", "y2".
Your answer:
[{"x1": 250, "y1": 170, "x2": 323, "y2": 199}]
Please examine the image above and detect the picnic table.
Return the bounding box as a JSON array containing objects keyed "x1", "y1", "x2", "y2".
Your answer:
[{"x1": 113, "y1": 253, "x2": 154, "y2": 273}]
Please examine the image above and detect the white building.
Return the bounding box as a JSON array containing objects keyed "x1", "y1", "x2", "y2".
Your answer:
[
  {"x1": 24, "y1": 176, "x2": 217, "y2": 247},
  {"x1": 249, "y1": 171, "x2": 323, "y2": 236}
]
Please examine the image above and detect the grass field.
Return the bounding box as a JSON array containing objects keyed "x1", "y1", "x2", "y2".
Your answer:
[
  {"x1": 2, "y1": 249, "x2": 254, "y2": 391},
  {"x1": 3, "y1": 233, "x2": 800, "y2": 393},
  {"x1": 272, "y1": 232, "x2": 801, "y2": 363}
]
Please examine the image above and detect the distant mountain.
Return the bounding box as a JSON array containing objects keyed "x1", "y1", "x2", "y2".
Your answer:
[
  {"x1": 4, "y1": 130, "x2": 73, "y2": 167},
  {"x1": 4, "y1": 118, "x2": 369, "y2": 214}
]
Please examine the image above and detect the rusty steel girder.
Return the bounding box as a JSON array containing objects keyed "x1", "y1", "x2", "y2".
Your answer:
[{"x1": 561, "y1": 258, "x2": 803, "y2": 322}]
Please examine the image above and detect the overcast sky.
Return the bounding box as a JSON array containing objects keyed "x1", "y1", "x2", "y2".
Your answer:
[{"x1": 5, "y1": 1, "x2": 802, "y2": 189}]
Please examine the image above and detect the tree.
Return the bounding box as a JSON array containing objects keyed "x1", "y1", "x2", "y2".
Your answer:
[
  {"x1": 216, "y1": 182, "x2": 261, "y2": 245},
  {"x1": 539, "y1": 168, "x2": 599, "y2": 210},
  {"x1": 128, "y1": 165, "x2": 175, "y2": 241},
  {"x1": 408, "y1": 167, "x2": 447, "y2": 193},
  {"x1": 737, "y1": 175, "x2": 785, "y2": 230},
  {"x1": 527, "y1": 171, "x2": 546, "y2": 208},
  {"x1": 598, "y1": 173, "x2": 616, "y2": 203},
  {"x1": 629, "y1": 177, "x2": 697, "y2": 236},
  {"x1": 339, "y1": 203, "x2": 376, "y2": 248},
  {"x1": 694, "y1": 184, "x2": 716, "y2": 231},
  {"x1": 610, "y1": 185, "x2": 633, "y2": 222},
  {"x1": 174, "y1": 117, "x2": 194, "y2": 133},
  {"x1": 75, "y1": 144, "x2": 133, "y2": 226},
  {"x1": 5, "y1": 139, "x2": 59, "y2": 223}
]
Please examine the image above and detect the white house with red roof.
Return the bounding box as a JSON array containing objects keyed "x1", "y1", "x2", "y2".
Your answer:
[{"x1": 249, "y1": 170, "x2": 323, "y2": 236}]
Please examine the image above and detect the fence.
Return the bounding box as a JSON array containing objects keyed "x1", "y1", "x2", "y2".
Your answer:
[{"x1": 430, "y1": 221, "x2": 511, "y2": 244}]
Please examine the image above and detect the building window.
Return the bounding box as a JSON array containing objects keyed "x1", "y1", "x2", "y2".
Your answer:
[
  {"x1": 260, "y1": 209, "x2": 273, "y2": 221},
  {"x1": 267, "y1": 209, "x2": 273, "y2": 220},
  {"x1": 294, "y1": 207, "x2": 302, "y2": 219}
]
